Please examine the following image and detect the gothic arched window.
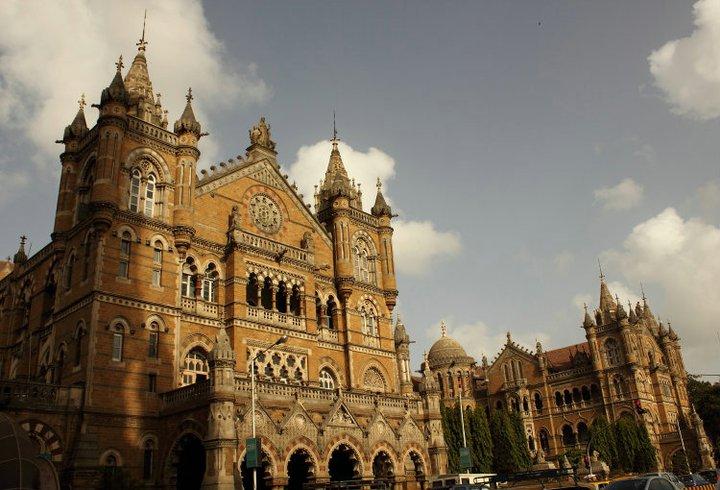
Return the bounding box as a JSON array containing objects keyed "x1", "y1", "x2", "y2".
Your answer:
[
  {"x1": 201, "y1": 263, "x2": 218, "y2": 302},
  {"x1": 246, "y1": 273, "x2": 259, "y2": 307},
  {"x1": 118, "y1": 231, "x2": 131, "y2": 279},
  {"x1": 181, "y1": 258, "x2": 197, "y2": 298},
  {"x1": 82, "y1": 237, "x2": 92, "y2": 281},
  {"x1": 561, "y1": 424, "x2": 576, "y2": 446},
  {"x1": 353, "y1": 238, "x2": 376, "y2": 285},
  {"x1": 539, "y1": 429, "x2": 550, "y2": 452},
  {"x1": 64, "y1": 255, "x2": 75, "y2": 290},
  {"x1": 181, "y1": 348, "x2": 209, "y2": 386},
  {"x1": 129, "y1": 169, "x2": 141, "y2": 212},
  {"x1": 111, "y1": 324, "x2": 124, "y2": 362},
  {"x1": 534, "y1": 392, "x2": 543, "y2": 411},
  {"x1": 289, "y1": 285, "x2": 301, "y2": 316},
  {"x1": 326, "y1": 296, "x2": 337, "y2": 330},
  {"x1": 148, "y1": 322, "x2": 159, "y2": 359},
  {"x1": 143, "y1": 440, "x2": 154, "y2": 480},
  {"x1": 360, "y1": 302, "x2": 378, "y2": 337},
  {"x1": 276, "y1": 281, "x2": 288, "y2": 313},
  {"x1": 604, "y1": 338, "x2": 622, "y2": 367},
  {"x1": 319, "y1": 368, "x2": 336, "y2": 389},
  {"x1": 144, "y1": 174, "x2": 156, "y2": 217}
]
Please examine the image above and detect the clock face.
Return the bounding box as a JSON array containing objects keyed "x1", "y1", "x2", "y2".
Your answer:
[{"x1": 248, "y1": 194, "x2": 281, "y2": 233}]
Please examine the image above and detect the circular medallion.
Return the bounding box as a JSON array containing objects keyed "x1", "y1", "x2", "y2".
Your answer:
[{"x1": 248, "y1": 194, "x2": 281, "y2": 233}]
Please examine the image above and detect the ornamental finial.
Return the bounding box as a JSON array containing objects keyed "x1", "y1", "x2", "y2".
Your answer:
[
  {"x1": 115, "y1": 54, "x2": 124, "y2": 72},
  {"x1": 186, "y1": 87, "x2": 193, "y2": 103},
  {"x1": 376, "y1": 177, "x2": 382, "y2": 192},
  {"x1": 78, "y1": 94, "x2": 86, "y2": 110},
  {"x1": 440, "y1": 321, "x2": 447, "y2": 337},
  {"x1": 136, "y1": 9, "x2": 148, "y2": 52},
  {"x1": 598, "y1": 258, "x2": 605, "y2": 281}
]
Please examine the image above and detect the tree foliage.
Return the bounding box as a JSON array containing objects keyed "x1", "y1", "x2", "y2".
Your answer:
[
  {"x1": 441, "y1": 404, "x2": 461, "y2": 473},
  {"x1": 467, "y1": 406, "x2": 493, "y2": 472},
  {"x1": 490, "y1": 409, "x2": 529, "y2": 474},
  {"x1": 633, "y1": 423, "x2": 657, "y2": 472},
  {"x1": 613, "y1": 417, "x2": 640, "y2": 472},
  {"x1": 687, "y1": 376, "x2": 720, "y2": 451},
  {"x1": 589, "y1": 416, "x2": 617, "y2": 468}
]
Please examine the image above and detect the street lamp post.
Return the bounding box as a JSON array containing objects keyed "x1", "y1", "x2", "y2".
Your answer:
[{"x1": 251, "y1": 335, "x2": 288, "y2": 490}]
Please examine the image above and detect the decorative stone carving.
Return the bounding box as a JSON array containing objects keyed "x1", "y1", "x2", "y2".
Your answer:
[
  {"x1": 363, "y1": 367, "x2": 387, "y2": 393},
  {"x1": 229, "y1": 205, "x2": 241, "y2": 231},
  {"x1": 249, "y1": 116, "x2": 276, "y2": 150},
  {"x1": 248, "y1": 194, "x2": 281, "y2": 234},
  {"x1": 300, "y1": 232, "x2": 314, "y2": 251}
]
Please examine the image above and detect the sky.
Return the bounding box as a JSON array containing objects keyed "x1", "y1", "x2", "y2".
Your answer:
[{"x1": 1, "y1": 0, "x2": 720, "y2": 374}]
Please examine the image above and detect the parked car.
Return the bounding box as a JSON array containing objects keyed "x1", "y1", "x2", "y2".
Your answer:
[
  {"x1": 606, "y1": 476, "x2": 683, "y2": 490},
  {"x1": 644, "y1": 473, "x2": 686, "y2": 490},
  {"x1": 678, "y1": 474, "x2": 709, "y2": 488}
]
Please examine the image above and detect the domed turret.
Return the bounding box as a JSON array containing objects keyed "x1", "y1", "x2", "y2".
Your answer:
[{"x1": 427, "y1": 321, "x2": 475, "y2": 369}]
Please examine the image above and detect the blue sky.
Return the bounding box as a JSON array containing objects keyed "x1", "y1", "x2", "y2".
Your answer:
[{"x1": 2, "y1": 0, "x2": 720, "y2": 373}]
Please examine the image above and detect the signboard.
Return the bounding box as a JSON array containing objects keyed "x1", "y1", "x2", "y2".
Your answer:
[
  {"x1": 459, "y1": 447, "x2": 472, "y2": 471},
  {"x1": 246, "y1": 437, "x2": 262, "y2": 469}
]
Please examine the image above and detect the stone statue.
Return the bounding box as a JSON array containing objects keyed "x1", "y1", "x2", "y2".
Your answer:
[
  {"x1": 592, "y1": 450, "x2": 600, "y2": 463},
  {"x1": 229, "y1": 205, "x2": 241, "y2": 230},
  {"x1": 249, "y1": 116, "x2": 276, "y2": 150},
  {"x1": 300, "y1": 231, "x2": 314, "y2": 251}
]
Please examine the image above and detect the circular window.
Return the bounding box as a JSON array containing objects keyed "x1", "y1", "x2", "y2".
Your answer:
[{"x1": 248, "y1": 194, "x2": 281, "y2": 234}]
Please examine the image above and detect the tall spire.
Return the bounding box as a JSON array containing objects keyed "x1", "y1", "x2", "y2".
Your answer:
[
  {"x1": 315, "y1": 114, "x2": 361, "y2": 212},
  {"x1": 598, "y1": 260, "x2": 616, "y2": 313},
  {"x1": 124, "y1": 11, "x2": 163, "y2": 124},
  {"x1": 583, "y1": 303, "x2": 596, "y2": 328}
]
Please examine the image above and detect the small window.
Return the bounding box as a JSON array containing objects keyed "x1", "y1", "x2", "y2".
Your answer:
[
  {"x1": 152, "y1": 241, "x2": 163, "y2": 287},
  {"x1": 148, "y1": 373, "x2": 157, "y2": 393},
  {"x1": 144, "y1": 174, "x2": 156, "y2": 217},
  {"x1": 118, "y1": 231, "x2": 131, "y2": 279},
  {"x1": 319, "y1": 368, "x2": 336, "y2": 389},
  {"x1": 148, "y1": 331, "x2": 158, "y2": 358},
  {"x1": 64, "y1": 255, "x2": 76, "y2": 290},
  {"x1": 201, "y1": 263, "x2": 218, "y2": 302},
  {"x1": 143, "y1": 440, "x2": 154, "y2": 480},
  {"x1": 129, "y1": 169, "x2": 141, "y2": 212},
  {"x1": 111, "y1": 330, "x2": 123, "y2": 362}
]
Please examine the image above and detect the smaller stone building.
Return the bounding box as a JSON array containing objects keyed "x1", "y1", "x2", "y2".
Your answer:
[{"x1": 424, "y1": 276, "x2": 715, "y2": 472}]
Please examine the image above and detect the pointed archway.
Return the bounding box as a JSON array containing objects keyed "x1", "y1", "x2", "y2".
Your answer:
[
  {"x1": 171, "y1": 433, "x2": 205, "y2": 490},
  {"x1": 328, "y1": 443, "x2": 361, "y2": 482},
  {"x1": 241, "y1": 449, "x2": 273, "y2": 490},
  {"x1": 372, "y1": 450, "x2": 394, "y2": 481},
  {"x1": 287, "y1": 448, "x2": 315, "y2": 489}
]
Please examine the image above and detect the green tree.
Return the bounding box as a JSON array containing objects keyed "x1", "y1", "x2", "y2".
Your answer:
[
  {"x1": 467, "y1": 406, "x2": 493, "y2": 472},
  {"x1": 509, "y1": 411, "x2": 532, "y2": 469},
  {"x1": 589, "y1": 416, "x2": 617, "y2": 468},
  {"x1": 634, "y1": 423, "x2": 657, "y2": 472},
  {"x1": 490, "y1": 409, "x2": 527, "y2": 474},
  {"x1": 441, "y1": 404, "x2": 461, "y2": 473},
  {"x1": 614, "y1": 417, "x2": 640, "y2": 472},
  {"x1": 687, "y1": 376, "x2": 720, "y2": 451}
]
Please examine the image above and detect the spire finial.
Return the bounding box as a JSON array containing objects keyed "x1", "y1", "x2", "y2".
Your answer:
[
  {"x1": 598, "y1": 258, "x2": 605, "y2": 281},
  {"x1": 137, "y1": 9, "x2": 148, "y2": 52},
  {"x1": 640, "y1": 282, "x2": 647, "y2": 303},
  {"x1": 115, "y1": 54, "x2": 124, "y2": 72},
  {"x1": 583, "y1": 302, "x2": 588, "y2": 313},
  {"x1": 186, "y1": 87, "x2": 193, "y2": 103},
  {"x1": 376, "y1": 177, "x2": 382, "y2": 192},
  {"x1": 440, "y1": 321, "x2": 447, "y2": 337},
  {"x1": 20, "y1": 235, "x2": 27, "y2": 246},
  {"x1": 332, "y1": 110, "x2": 337, "y2": 141},
  {"x1": 78, "y1": 94, "x2": 86, "y2": 111}
]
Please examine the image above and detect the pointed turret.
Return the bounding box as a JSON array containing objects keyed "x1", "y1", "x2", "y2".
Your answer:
[
  {"x1": 100, "y1": 55, "x2": 130, "y2": 107},
  {"x1": 61, "y1": 94, "x2": 89, "y2": 142},
  {"x1": 635, "y1": 301, "x2": 643, "y2": 318},
  {"x1": 371, "y1": 178, "x2": 393, "y2": 217},
  {"x1": 658, "y1": 321, "x2": 668, "y2": 337},
  {"x1": 173, "y1": 88, "x2": 202, "y2": 138},
  {"x1": 599, "y1": 277, "x2": 616, "y2": 314},
  {"x1": 668, "y1": 322, "x2": 679, "y2": 341},
  {"x1": 616, "y1": 295, "x2": 628, "y2": 320},
  {"x1": 123, "y1": 12, "x2": 164, "y2": 124},
  {"x1": 12, "y1": 236, "x2": 27, "y2": 265},
  {"x1": 316, "y1": 120, "x2": 361, "y2": 212},
  {"x1": 628, "y1": 301, "x2": 638, "y2": 323}
]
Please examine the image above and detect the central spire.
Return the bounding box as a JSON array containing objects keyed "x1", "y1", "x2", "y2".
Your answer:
[
  {"x1": 598, "y1": 259, "x2": 616, "y2": 312},
  {"x1": 315, "y1": 113, "x2": 362, "y2": 212},
  {"x1": 124, "y1": 11, "x2": 165, "y2": 126}
]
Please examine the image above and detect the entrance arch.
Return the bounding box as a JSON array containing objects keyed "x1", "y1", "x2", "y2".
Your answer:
[
  {"x1": 372, "y1": 450, "x2": 395, "y2": 481},
  {"x1": 240, "y1": 449, "x2": 273, "y2": 490},
  {"x1": 169, "y1": 433, "x2": 206, "y2": 490},
  {"x1": 328, "y1": 443, "x2": 361, "y2": 482},
  {"x1": 287, "y1": 448, "x2": 315, "y2": 489},
  {"x1": 404, "y1": 450, "x2": 425, "y2": 489}
]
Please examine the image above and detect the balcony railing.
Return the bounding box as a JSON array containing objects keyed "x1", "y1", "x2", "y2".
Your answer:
[
  {"x1": 0, "y1": 380, "x2": 83, "y2": 410},
  {"x1": 247, "y1": 306, "x2": 305, "y2": 330},
  {"x1": 159, "y1": 379, "x2": 211, "y2": 408},
  {"x1": 181, "y1": 297, "x2": 220, "y2": 318},
  {"x1": 318, "y1": 327, "x2": 339, "y2": 343}
]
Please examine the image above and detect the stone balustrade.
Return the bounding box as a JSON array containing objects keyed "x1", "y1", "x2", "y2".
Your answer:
[
  {"x1": 181, "y1": 297, "x2": 220, "y2": 318},
  {"x1": 247, "y1": 306, "x2": 305, "y2": 330},
  {"x1": 0, "y1": 380, "x2": 83, "y2": 410}
]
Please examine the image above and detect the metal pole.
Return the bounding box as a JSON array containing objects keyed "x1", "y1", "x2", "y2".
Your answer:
[
  {"x1": 459, "y1": 390, "x2": 467, "y2": 448},
  {"x1": 677, "y1": 421, "x2": 691, "y2": 474},
  {"x1": 586, "y1": 434, "x2": 595, "y2": 480},
  {"x1": 251, "y1": 357, "x2": 257, "y2": 490}
]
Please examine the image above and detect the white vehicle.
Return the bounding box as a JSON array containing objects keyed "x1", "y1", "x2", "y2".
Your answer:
[{"x1": 428, "y1": 472, "x2": 495, "y2": 489}]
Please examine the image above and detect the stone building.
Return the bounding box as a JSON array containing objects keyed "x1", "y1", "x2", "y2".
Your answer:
[
  {"x1": 0, "y1": 33, "x2": 447, "y2": 489},
  {"x1": 425, "y1": 277, "x2": 715, "y2": 472}
]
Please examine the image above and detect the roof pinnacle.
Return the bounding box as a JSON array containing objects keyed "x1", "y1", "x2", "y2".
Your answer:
[
  {"x1": 136, "y1": 10, "x2": 148, "y2": 52},
  {"x1": 78, "y1": 93, "x2": 86, "y2": 111},
  {"x1": 598, "y1": 258, "x2": 605, "y2": 281},
  {"x1": 115, "y1": 54, "x2": 124, "y2": 72},
  {"x1": 186, "y1": 87, "x2": 193, "y2": 103},
  {"x1": 440, "y1": 321, "x2": 447, "y2": 337}
]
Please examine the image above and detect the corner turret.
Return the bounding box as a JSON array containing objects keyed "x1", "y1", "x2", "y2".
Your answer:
[{"x1": 12, "y1": 236, "x2": 27, "y2": 265}]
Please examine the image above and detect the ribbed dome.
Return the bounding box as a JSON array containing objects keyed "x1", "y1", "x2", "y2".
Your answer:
[{"x1": 427, "y1": 325, "x2": 475, "y2": 369}]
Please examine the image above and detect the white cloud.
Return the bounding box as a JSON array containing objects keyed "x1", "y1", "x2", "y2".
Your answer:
[
  {"x1": 286, "y1": 140, "x2": 461, "y2": 276},
  {"x1": 392, "y1": 220, "x2": 462, "y2": 276},
  {"x1": 648, "y1": 0, "x2": 720, "y2": 120},
  {"x1": 0, "y1": 0, "x2": 269, "y2": 170},
  {"x1": 594, "y1": 178, "x2": 644, "y2": 211},
  {"x1": 687, "y1": 180, "x2": 720, "y2": 223},
  {"x1": 603, "y1": 207, "x2": 720, "y2": 371}
]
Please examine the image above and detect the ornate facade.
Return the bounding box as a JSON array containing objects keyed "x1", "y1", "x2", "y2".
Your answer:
[
  {"x1": 0, "y1": 34, "x2": 447, "y2": 489},
  {"x1": 425, "y1": 277, "x2": 715, "y2": 472}
]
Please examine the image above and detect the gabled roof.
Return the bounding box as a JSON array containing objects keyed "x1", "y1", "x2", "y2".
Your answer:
[{"x1": 545, "y1": 342, "x2": 590, "y2": 371}]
